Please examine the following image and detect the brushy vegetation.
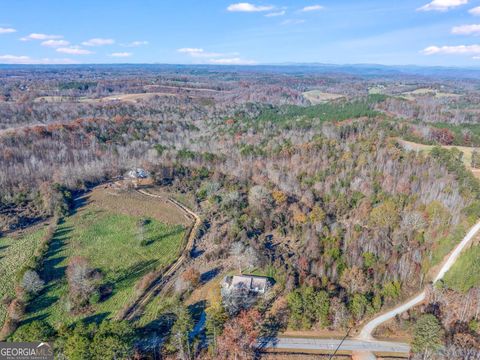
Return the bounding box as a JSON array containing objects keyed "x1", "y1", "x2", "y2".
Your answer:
[
  {"x1": 0, "y1": 227, "x2": 47, "y2": 324},
  {"x1": 24, "y1": 207, "x2": 185, "y2": 327},
  {"x1": 400, "y1": 121, "x2": 480, "y2": 147}
]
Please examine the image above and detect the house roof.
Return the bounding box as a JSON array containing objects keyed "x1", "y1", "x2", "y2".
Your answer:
[{"x1": 227, "y1": 275, "x2": 269, "y2": 292}]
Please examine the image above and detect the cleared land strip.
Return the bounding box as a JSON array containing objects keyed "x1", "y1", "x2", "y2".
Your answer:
[
  {"x1": 262, "y1": 337, "x2": 410, "y2": 354},
  {"x1": 119, "y1": 189, "x2": 201, "y2": 321}
]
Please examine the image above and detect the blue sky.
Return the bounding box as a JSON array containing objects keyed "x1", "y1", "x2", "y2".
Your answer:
[{"x1": 3, "y1": 0, "x2": 480, "y2": 66}]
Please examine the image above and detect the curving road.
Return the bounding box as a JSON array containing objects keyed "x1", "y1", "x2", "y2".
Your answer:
[
  {"x1": 266, "y1": 220, "x2": 480, "y2": 357},
  {"x1": 358, "y1": 220, "x2": 480, "y2": 341}
]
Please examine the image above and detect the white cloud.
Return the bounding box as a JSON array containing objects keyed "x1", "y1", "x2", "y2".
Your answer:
[
  {"x1": 56, "y1": 46, "x2": 93, "y2": 55},
  {"x1": 178, "y1": 47, "x2": 204, "y2": 54},
  {"x1": 452, "y1": 24, "x2": 480, "y2": 35},
  {"x1": 417, "y1": 0, "x2": 468, "y2": 12},
  {"x1": 20, "y1": 33, "x2": 63, "y2": 41},
  {"x1": 110, "y1": 52, "x2": 132, "y2": 57},
  {"x1": 0, "y1": 55, "x2": 31, "y2": 63},
  {"x1": 300, "y1": 5, "x2": 324, "y2": 12},
  {"x1": 208, "y1": 57, "x2": 257, "y2": 65},
  {"x1": 281, "y1": 19, "x2": 306, "y2": 25},
  {"x1": 0, "y1": 54, "x2": 76, "y2": 64},
  {"x1": 265, "y1": 10, "x2": 286, "y2": 17},
  {"x1": 227, "y1": 2, "x2": 274, "y2": 12},
  {"x1": 41, "y1": 39, "x2": 70, "y2": 47},
  {"x1": 0, "y1": 27, "x2": 16, "y2": 34},
  {"x1": 177, "y1": 48, "x2": 224, "y2": 58},
  {"x1": 469, "y1": 6, "x2": 480, "y2": 15},
  {"x1": 178, "y1": 47, "x2": 255, "y2": 64},
  {"x1": 121, "y1": 40, "x2": 148, "y2": 47},
  {"x1": 422, "y1": 44, "x2": 480, "y2": 55},
  {"x1": 81, "y1": 38, "x2": 114, "y2": 46}
]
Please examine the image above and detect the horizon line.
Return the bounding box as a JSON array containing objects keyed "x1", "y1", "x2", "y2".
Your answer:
[{"x1": 2, "y1": 62, "x2": 480, "y2": 70}]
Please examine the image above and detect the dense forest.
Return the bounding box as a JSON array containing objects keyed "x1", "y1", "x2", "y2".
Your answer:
[{"x1": 1, "y1": 65, "x2": 480, "y2": 359}]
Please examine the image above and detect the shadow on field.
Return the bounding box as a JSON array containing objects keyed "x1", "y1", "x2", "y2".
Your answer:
[
  {"x1": 139, "y1": 313, "x2": 176, "y2": 335},
  {"x1": 114, "y1": 259, "x2": 158, "y2": 284},
  {"x1": 144, "y1": 226, "x2": 185, "y2": 246},
  {"x1": 83, "y1": 312, "x2": 110, "y2": 326},
  {"x1": 41, "y1": 226, "x2": 73, "y2": 282},
  {"x1": 25, "y1": 225, "x2": 73, "y2": 316},
  {"x1": 105, "y1": 259, "x2": 159, "y2": 301},
  {"x1": 190, "y1": 247, "x2": 204, "y2": 259},
  {"x1": 200, "y1": 267, "x2": 221, "y2": 284},
  {"x1": 20, "y1": 313, "x2": 49, "y2": 327},
  {"x1": 71, "y1": 194, "x2": 91, "y2": 215},
  {"x1": 26, "y1": 294, "x2": 58, "y2": 314}
]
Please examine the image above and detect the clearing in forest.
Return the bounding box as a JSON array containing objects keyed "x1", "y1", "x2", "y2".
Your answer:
[
  {"x1": 33, "y1": 96, "x2": 73, "y2": 103},
  {"x1": 397, "y1": 138, "x2": 480, "y2": 178},
  {"x1": 23, "y1": 187, "x2": 187, "y2": 327},
  {"x1": 303, "y1": 90, "x2": 345, "y2": 104},
  {"x1": 80, "y1": 92, "x2": 178, "y2": 103},
  {"x1": 400, "y1": 88, "x2": 461, "y2": 101}
]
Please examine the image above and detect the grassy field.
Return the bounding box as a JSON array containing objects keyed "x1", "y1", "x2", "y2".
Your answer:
[
  {"x1": 400, "y1": 88, "x2": 461, "y2": 101},
  {"x1": 0, "y1": 226, "x2": 47, "y2": 325},
  {"x1": 23, "y1": 188, "x2": 187, "y2": 328},
  {"x1": 138, "y1": 294, "x2": 180, "y2": 327},
  {"x1": 90, "y1": 186, "x2": 190, "y2": 227},
  {"x1": 443, "y1": 242, "x2": 480, "y2": 293},
  {"x1": 302, "y1": 90, "x2": 345, "y2": 104},
  {"x1": 430, "y1": 224, "x2": 469, "y2": 268},
  {"x1": 397, "y1": 138, "x2": 480, "y2": 178}
]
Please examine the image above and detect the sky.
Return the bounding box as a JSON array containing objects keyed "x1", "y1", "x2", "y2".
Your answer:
[{"x1": 3, "y1": 0, "x2": 480, "y2": 66}]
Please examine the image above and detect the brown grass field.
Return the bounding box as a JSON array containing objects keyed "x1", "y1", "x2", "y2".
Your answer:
[
  {"x1": 88, "y1": 185, "x2": 191, "y2": 226},
  {"x1": 33, "y1": 96, "x2": 73, "y2": 103},
  {"x1": 400, "y1": 88, "x2": 460, "y2": 101},
  {"x1": 303, "y1": 90, "x2": 345, "y2": 104},
  {"x1": 80, "y1": 92, "x2": 179, "y2": 103}
]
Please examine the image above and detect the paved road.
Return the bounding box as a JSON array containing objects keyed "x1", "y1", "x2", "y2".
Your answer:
[
  {"x1": 358, "y1": 220, "x2": 480, "y2": 341},
  {"x1": 357, "y1": 291, "x2": 426, "y2": 341},
  {"x1": 262, "y1": 337, "x2": 410, "y2": 354}
]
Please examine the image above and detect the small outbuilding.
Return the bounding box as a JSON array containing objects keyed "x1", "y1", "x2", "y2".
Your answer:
[
  {"x1": 124, "y1": 168, "x2": 153, "y2": 188},
  {"x1": 126, "y1": 168, "x2": 150, "y2": 179}
]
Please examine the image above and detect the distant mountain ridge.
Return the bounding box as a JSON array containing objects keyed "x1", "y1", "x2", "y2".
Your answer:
[{"x1": 2, "y1": 63, "x2": 480, "y2": 79}]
